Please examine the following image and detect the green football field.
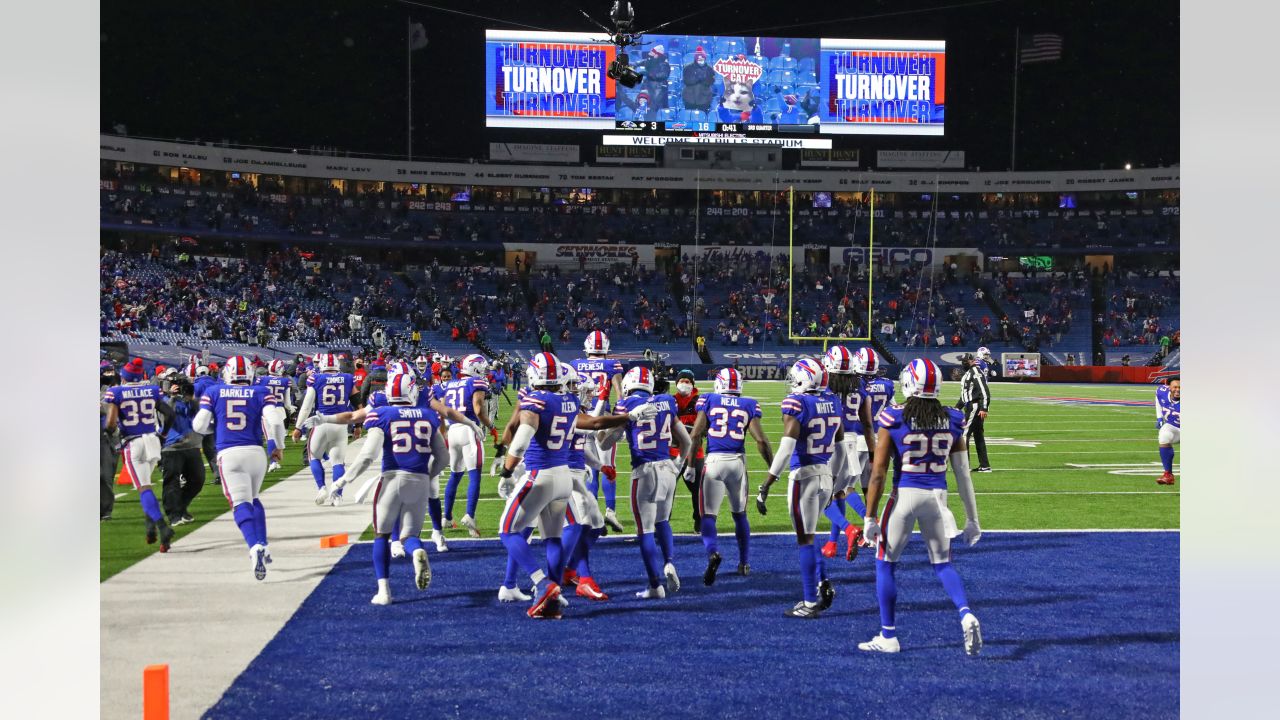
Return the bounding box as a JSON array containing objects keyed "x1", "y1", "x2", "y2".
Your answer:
[{"x1": 101, "y1": 380, "x2": 1178, "y2": 581}]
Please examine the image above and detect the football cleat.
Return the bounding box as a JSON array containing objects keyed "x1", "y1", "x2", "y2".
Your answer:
[
  {"x1": 498, "y1": 585, "x2": 532, "y2": 603},
  {"x1": 268, "y1": 460, "x2": 281, "y2": 473},
  {"x1": 263, "y1": 547, "x2": 272, "y2": 564},
  {"x1": 370, "y1": 590, "x2": 393, "y2": 606},
  {"x1": 1157, "y1": 471, "x2": 1176, "y2": 485},
  {"x1": 390, "y1": 540, "x2": 406, "y2": 559},
  {"x1": 664, "y1": 562, "x2": 681, "y2": 593},
  {"x1": 460, "y1": 514, "x2": 481, "y2": 538},
  {"x1": 785, "y1": 601, "x2": 822, "y2": 619},
  {"x1": 818, "y1": 579, "x2": 835, "y2": 610},
  {"x1": 635, "y1": 585, "x2": 667, "y2": 600},
  {"x1": 145, "y1": 519, "x2": 158, "y2": 545},
  {"x1": 858, "y1": 633, "x2": 901, "y2": 653},
  {"x1": 431, "y1": 529, "x2": 449, "y2": 552},
  {"x1": 527, "y1": 583, "x2": 562, "y2": 619},
  {"x1": 314, "y1": 487, "x2": 330, "y2": 506},
  {"x1": 703, "y1": 552, "x2": 722, "y2": 586},
  {"x1": 250, "y1": 544, "x2": 267, "y2": 581},
  {"x1": 737, "y1": 563, "x2": 751, "y2": 576},
  {"x1": 576, "y1": 577, "x2": 609, "y2": 601},
  {"x1": 820, "y1": 540, "x2": 838, "y2": 559},
  {"x1": 413, "y1": 548, "x2": 432, "y2": 591},
  {"x1": 604, "y1": 508, "x2": 624, "y2": 532},
  {"x1": 158, "y1": 522, "x2": 175, "y2": 553},
  {"x1": 844, "y1": 525, "x2": 863, "y2": 561},
  {"x1": 562, "y1": 568, "x2": 580, "y2": 587},
  {"x1": 962, "y1": 613, "x2": 983, "y2": 656}
]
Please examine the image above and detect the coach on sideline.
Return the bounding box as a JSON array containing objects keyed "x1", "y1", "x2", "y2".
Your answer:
[{"x1": 957, "y1": 353, "x2": 993, "y2": 472}]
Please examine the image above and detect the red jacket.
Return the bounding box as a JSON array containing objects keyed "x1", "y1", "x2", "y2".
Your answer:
[{"x1": 670, "y1": 388, "x2": 705, "y2": 459}]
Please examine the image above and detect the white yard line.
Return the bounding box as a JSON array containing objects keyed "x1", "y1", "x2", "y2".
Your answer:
[{"x1": 100, "y1": 438, "x2": 383, "y2": 720}]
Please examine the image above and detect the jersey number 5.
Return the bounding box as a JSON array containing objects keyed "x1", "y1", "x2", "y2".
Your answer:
[{"x1": 389, "y1": 420, "x2": 434, "y2": 453}]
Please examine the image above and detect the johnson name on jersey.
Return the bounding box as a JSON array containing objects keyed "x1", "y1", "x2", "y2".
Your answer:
[
  {"x1": 874, "y1": 404, "x2": 966, "y2": 490},
  {"x1": 363, "y1": 405, "x2": 442, "y2": 475},
  {"x1": 781, "y1": 393, "x2": 841, "y2": 469},
  {"x1": 696, "y1": 393, "x2": 762, "y2": 455},
  {"x1": 616, "y1": 392, "x2": 678, "y2": 467}
]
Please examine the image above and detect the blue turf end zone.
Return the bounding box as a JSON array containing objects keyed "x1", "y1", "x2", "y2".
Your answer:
[{"x1": 206, "y1": 532, "x2": 1178, "y2": 719}]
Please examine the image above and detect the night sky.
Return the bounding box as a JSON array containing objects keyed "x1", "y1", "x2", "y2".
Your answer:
[{"x1": 99, "y1": 0, "x2": 1178, "y2": 171}]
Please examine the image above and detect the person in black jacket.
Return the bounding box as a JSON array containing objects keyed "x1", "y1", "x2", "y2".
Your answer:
[
  {"x1": 682, "y1": 46, "x2": 715, "y2": 112},
  {"x1": 957, "y1": 354, "x2": 993, "y2": 472}
]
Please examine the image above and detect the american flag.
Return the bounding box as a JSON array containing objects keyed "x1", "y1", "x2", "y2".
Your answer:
[{"x1": 1019, "y1": 33, "x2": 1063, "y2": 64}]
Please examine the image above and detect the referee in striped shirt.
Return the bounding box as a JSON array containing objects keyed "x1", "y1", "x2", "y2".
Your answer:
[{"x1": 957, "y1": 353, "x2": 993, "y2": 472}]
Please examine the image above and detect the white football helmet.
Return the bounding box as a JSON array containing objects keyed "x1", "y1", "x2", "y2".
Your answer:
[
  {"x1": 713, "y1": 367, "x2": 743, "y2": 395},
  {"x1": 268, "y1": 359, "x2": 285, "y2": 376},
  {"x1": 386, "y1": 372, "x2": 419, "y2": 405},
  {"x1": 562, "y1": 366, "x2": 580, "y2": 394},
  {"x1": 414, "y1": 354, "x2": 430, "y2": 373},
  {"x1": 584, "y1": 329, "x2": 610, "y2": 356},
  {"x1": 460, "y1": 353, "x2": 489, "y2": 378},
  {"x1": 976, "y1": 346, "x2": 994, "y2": 363},
  {"x1": 317, "y1": 353, "x2": 339, "y2": 373},
  {"x1": 788, "y1": 358, "x2": 828, "y2": 394},
  {"x1": 387, "y1": 360, "x2": 412, "y2": 376},
  {"x1": 620, "y1": 365, "x2": 655, "y2": 396},
  {"x1": 852, "y1": 347, "x2": 882, "y2": 376},
  {"x1": 526, "y1": 351, "x2": 567, "y2": 388},
  {"x1": 195, "y1": 365, "x2": 210, "y2": 377},
  {"x1": 575, "y1": 372, "x2": 599, "y2": 405},
  {"x1": 222, "y1": 355, "x2": 253, "y2": 385},
  {"x1": 822, "y1": 345, "x2": 856, "y2": 375},
  {"x1": 900, "y1": 358, "x2": 943, "y2": 399}
]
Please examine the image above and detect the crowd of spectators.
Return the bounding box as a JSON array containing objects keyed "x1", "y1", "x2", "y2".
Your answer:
[
  {"x1": 1099, "y1": 272, "x2": 1181, "y2": 348},
  {"x1": 101, "y1": 178, "x2": 1179, "y2": 251}
]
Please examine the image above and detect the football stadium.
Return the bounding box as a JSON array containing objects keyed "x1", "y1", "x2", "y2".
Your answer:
[{"x1": 86, "y1": 1, "x2": 1195, "y2": 718}]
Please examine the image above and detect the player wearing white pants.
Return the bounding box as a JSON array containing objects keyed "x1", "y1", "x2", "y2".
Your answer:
[
  {"x1": 569, "y1": 467, "x2": 606, "y2": 530},
  {"x1": 120, "y1": 434, "x2": 163, "y2": 491},
  {"x1": 1158, "y1": 424, "x2": 1180, "y2": 446},
  {"x1": 499, "y1": 466, "x2": 572, "y2": 539},
  {"x1": 372, "y1": 470, "x2": 433, "y2": 539},
  {"x1": 630, "y1": 458, "x2": 678, "y2": 534},
  {"x1": 786, "y1": 464, "x2": 834, "y2": 536},
  {"x1": 447, "y1": 422, "x2": 483, "y2": 473},
  {"x1": 874, "y1": 487, "x2": 959, "y2": 564},
  {"x1": 832, "y1": 437, "x2": 864, "y2": 498},
  {"x1": 217, "y1": 445, "x2": 268, "y2": 507},
  {"x1": 701, "y1": 453, "x2": 748, "y2": 518},
  {"x1": 308, "y1": 423, "x2": 349, "y2": 471}
]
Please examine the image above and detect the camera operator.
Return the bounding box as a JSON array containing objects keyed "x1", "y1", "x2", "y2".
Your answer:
[{"x1": 159, "y1": 374, "x2": 206, "y2": 524}]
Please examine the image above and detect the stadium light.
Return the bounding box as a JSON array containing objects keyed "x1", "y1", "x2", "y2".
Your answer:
[{"x1": 1124, "y1": 163, "x2": 1132, "y2": 170}]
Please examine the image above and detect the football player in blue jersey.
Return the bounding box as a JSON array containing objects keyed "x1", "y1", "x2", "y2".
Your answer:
[
  {"x1": 975, "y1": 346, "x2": 996, "y2": 379},
  {"x1": 819, "y1": 346, "x2": 877, "y2": 562},
  {"x1": 104, "y1": 357, "x2": 177, "y2": 551},
  {"x1": 437, "y1": 354, "x2": 496, "y2": 537},
  {"x1": 597, "y1": 365, "x2": 693, "y2": 599},
  {"x1": 293, "y1": 353, "x2": 356, "y2": 506},
  {"x1": 256, "y1": 359, "x2": 294, "y2": 472},
  {"x1": 1155, "y1": 377, "x2": 1180, "y2": 485},
  {"x1": 683, "y1": 367, "x2": 773, "y2": 584},
  {"x1": 572, "y1": 330, "x2": 627, "y2": 532},
  {"x1": 558, "y1": 367, "x2": 612, "y2": 601},
  {"x1": 193, "y1": 356, "x2": 286, "y2": 581},
  {"x1": 495, "y1": 352, "x2": 642, "y2": 618},
  {"x1": 858, "y1": 358, "x2": 983, "y2": 655},
  {"x1": 304, "y1": 360, "x2": 480, "y2": 554},
  {"x1": 333, "y1": 372, "x2": 447, "y2": 605},
  {"x1": 757, "y1": 358, "x2": 847, "y2": 618}
]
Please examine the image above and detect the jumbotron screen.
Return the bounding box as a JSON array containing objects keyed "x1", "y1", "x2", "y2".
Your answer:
[{"x1": 485, "y1": 30, "x2": 945, "y2": 145}]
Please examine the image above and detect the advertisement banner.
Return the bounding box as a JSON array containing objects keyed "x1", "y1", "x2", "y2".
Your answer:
[
  {"x1": 595, "y1": 145, "x2": 657, "y2": 164},
  {"x1": 877, "y1": 149, "x2": 965, "y2": 169},
  {"x1": 488, "y1": 142, "x2": 580, "y2": 163},
  {"x1": 799, "y1": 149, "x2": 861, "y2": 167},
  {"x1": 602, "y1": 135, "x2": 832, "y2": 149},
  {"x1": 503, "y1": 242, "x2": 655, "y2": 268},
  {"x1": 100, "y1": 136, "x2": 1181, "y2": 193},
  {"x1": 832, "y1": 246, "x2": 984, "y2": 269},
  {"x1": 485, "y1": 30, "x2": 943, "y2": 136}
]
